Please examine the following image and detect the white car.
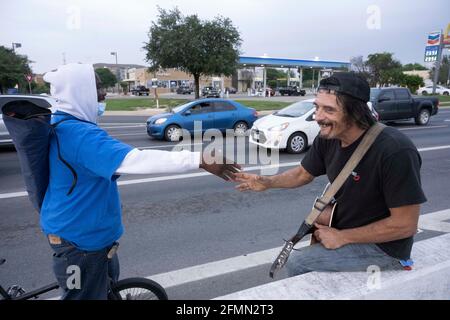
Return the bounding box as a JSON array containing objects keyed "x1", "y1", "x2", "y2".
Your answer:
[
  {"x1": 0, "y1": 113, "x2": 12, "y2": 146},
  {"x1": 417, "y1": 85, "x2": 450, "y2": 96},
  {"x1": 249, "y1": 99, "x2": 319, "y2": 153}
]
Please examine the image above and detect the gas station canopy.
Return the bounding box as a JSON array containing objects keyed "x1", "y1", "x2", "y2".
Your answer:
[{"x1": 238, "y1": 56, "x2": 350, "y2": 69}]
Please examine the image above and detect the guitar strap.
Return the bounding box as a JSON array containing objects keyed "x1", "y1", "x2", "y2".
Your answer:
[{"x1": 269, "y1": 122, "x2": 386, "y2": 278}]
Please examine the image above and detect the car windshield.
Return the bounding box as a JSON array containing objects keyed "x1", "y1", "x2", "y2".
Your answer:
[
  {"x1": 172, "y1": 102, "x2": 195, "y2": 113},
  {"x1": 370, "y1": 88, "x2": 381, "y2": 101},
  {"x1": 274, "y1": 101, "x2": 314, "y2": 117}
]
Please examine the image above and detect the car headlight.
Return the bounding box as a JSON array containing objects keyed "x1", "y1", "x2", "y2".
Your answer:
[
  {"x1": 155, "y1": 118, "x2": 167, "y2": 125},
  {"x1": 268, "y1": 122, "x2": 289, "y2": 131}
]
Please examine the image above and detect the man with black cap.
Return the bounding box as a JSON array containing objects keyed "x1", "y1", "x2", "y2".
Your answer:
[{"x1": 234, "y1": 72, "x2": 426, "y2": 276}]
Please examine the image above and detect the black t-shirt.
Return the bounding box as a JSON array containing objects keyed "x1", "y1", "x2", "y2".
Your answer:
[{"x1": 301, "y1": 126, "x2": 427, "y2": 260}]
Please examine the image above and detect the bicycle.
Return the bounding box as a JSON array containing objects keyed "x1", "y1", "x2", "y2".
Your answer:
[{"x1": 0, "y1": 258, "x2": 168, "y2": 300}]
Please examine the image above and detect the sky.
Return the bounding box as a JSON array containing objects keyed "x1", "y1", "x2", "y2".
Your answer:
[{"x1": 1, "y1": 0, "x2": 449, "y2": 74}]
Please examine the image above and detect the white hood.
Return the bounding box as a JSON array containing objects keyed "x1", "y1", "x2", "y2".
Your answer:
[
  {"x1": 43, "y1": 63, "x2": 98, "y2": 123},
  {"x1": 254, "y1": 113, "x2": 296, "y2": 129}
]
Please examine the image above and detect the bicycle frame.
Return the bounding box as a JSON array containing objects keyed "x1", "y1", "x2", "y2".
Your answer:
[{"x1": 0, "y1": 282, "x2": 59, "y2": 300}]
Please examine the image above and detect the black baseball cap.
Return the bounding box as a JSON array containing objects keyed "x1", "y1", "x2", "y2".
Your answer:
[{"x1": 318, "y1": 72, "x2": 370, "y2": 103}]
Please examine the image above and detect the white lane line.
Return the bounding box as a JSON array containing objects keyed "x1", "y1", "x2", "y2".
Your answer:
[
  {"x1": 102, "y1": 125, "x2": 146, "y2": 129},
  {"x1": 111, "y1": 133, "x2": 147, "y2": 137},
  {"x1": 419, "y1": 209, "x2": 450, "y2": 233},
  {"x1": 444, "y1": 120, "x2": 450, "y2": 122},
  {"x1": 100, "y1": 123, "x2": 147, "y2": 125},
  {"x1": 2, "y1": 145, "x2": 450, "y2": 200},
  {"x1": 0, "y1": 191, "x2": 28, "y2": 199},
  {"x1": 418, "y1": 145, "x2": 450, "y2": 152},
  {"x1": 139, "y1": 143, "x2": 205, "y2": 149},
  {"x1": 146, "y1": 240, "x2": 310, "y2": 289},
  {"x1": 399, "y1": 125, "x2": 448, "y2": 131}
]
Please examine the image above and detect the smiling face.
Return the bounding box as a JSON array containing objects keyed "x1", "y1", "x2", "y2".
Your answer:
[{"x1": 313, "y1": 91, "x2": 353, "y2": 141}]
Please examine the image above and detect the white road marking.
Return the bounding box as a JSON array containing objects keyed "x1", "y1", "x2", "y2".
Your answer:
[
  {"x1": 111, "y1": 133, "x2": 147, "y2": 137},
  {"x1": 102, "y1": 125, "x2": 146, "y2": 129},
  {"x1": 147, "y1": 240, "x2": 310, "y2": 289},
  {"x1": 417, "y1": 145, "x2": 450, "y2": 152},
  {"x1": 0, "y1": 191, "x2": 27, "y2": 199},
  {"x1": 399, "y1": 125, "x2": 448, "y2": 131},
  {"x1": 2, "y1": 145, "x2": 450, "y2": 200},
  {"x1": 418, "y1": 209, "x2": 450, "y2": 233},
  {"x1": 100, "y1": 123, "x2": 148, "y2": 125},
  {"x1": 139, "y1": 143, "x2": 205, "y2": 149}
]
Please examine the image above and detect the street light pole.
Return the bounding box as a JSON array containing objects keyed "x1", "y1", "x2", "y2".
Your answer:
[
  {"x1": 12, "y1": 42, "x2": 22, "y2": 53},
  {"x1": 111, "y1": 51, "x2": 119, "y2": 94}
]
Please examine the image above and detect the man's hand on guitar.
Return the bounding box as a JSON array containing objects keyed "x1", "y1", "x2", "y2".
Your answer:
[
  {"x1": 313, "y1": 223, "x2": 347, "y2": 249},
  {"x1": 234, "y1": 173, "x2": 271, "y2": 192}
]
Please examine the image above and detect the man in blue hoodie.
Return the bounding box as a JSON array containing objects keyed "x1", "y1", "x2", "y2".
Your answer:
[{"x1": 42, "y1": 63, "x2": 239, "y2": 299}]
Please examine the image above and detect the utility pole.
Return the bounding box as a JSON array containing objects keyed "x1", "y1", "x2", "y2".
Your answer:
[
  {"x1": 432, "y1": 31, "x2": 444, "y2": 94},
  {"x1": 12, "y1": 42, "x2": 21, "y2": 53},
  {"x1": 111, "y1": 52, "x2": 119, "y2": 94}
]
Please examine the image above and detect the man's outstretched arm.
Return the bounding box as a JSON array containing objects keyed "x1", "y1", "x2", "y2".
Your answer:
[
  {"x1": 116, "y1": 148, "x2": 240, "y2": 181},
  {"x1": 234, "y1": 165, "x2": 315, "y2": 192}
]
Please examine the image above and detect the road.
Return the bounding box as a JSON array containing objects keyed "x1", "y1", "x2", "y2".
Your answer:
[{"x1": 1, "y1": 109, "x2": 450, "y2": 299}]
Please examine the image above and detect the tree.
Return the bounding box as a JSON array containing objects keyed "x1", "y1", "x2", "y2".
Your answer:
[
  {"x1": 402, "y1": 63, "x2": 427, "y2": 71},
  {"x1": 120, "y1": 81, "x2": 129, "y2": 94},
  {"x1": 365, "y1": 52, "x2": 402, "y2": 87},
  {"x1": 0, "y1": 45, "x2": 32, "y2": 94},
  {"x1": 95, "y1": 67, "x2": 117, "y2": 89},
  {"x1": 400, "y1": 74, "x2": 424, "y2": 93},
  {"x1": 144, "y1": 7, "x2": 242, "y2": 98},
  {"x1": 31, "y1": 82, "x2": 50, "y2": 94},
  {"x1": 430, "y1": 55, "x2": 450, "y2": 85}
]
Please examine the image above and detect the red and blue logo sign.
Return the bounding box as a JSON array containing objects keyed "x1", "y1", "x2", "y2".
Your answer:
[{"x1": 427, "y1": 33, "x2": 441, "y2": 46}]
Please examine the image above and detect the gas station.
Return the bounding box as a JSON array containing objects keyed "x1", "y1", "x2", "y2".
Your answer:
[{"x1": 236, "y1": 56, "x2": 351, "y2": 95}]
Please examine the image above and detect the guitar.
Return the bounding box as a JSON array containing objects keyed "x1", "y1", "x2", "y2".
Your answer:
[{"x1": 269, "y1": 184, "x2": 337, "y2": 278}]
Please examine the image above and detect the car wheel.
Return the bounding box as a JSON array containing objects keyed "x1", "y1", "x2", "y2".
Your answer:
[
  {"x1": 233, "y1": 121, "x2": 248, "y2": 136},
  {"x1": 443, "y1": 91, "x2": 449, "y2": 96},
  {"x1": 286, "y1": 132, "x2": 307, "y2": 154},
  {"x1": 422, "y1": 91, "x2": 428, "y2": 95},
  {"x1": 164, "y1": 125, "x2": 182, "y2": 141},
  {"x1": 415, "y1": 109, "x2": 430, "y2": 125}
]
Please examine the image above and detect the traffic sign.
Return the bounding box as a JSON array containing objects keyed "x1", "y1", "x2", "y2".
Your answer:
[
  {"x1": 151, "y1": 78, "x2": 158, "y2": 89},
  {"x1": 25, "y1": 74, "x2": 32, "y2": 82}
]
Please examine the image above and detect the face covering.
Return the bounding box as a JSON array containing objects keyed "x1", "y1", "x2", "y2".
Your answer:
[{"x1": 98, "y1": 102, "x2": 106, "y2": 116}]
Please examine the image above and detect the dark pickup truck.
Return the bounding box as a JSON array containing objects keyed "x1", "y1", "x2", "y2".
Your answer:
[
  {"x1": 130, "y1": 85, "x2": 150, "y2": 96},
  {"x1": 370, "y1": 87, "x2": 439, "y2": 125},
  {"x1": 278, "y1": 86, "x2": 306, "y2": 96}
]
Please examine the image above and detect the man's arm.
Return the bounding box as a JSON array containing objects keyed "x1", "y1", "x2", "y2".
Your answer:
[
  {"x1": 234, "y1": 165, "x2": 314, "y2": 192},
  {"x1": 116, "y1": 148, "x2": 240, "y2": 180},
  {"x1": 313, "y1": 204, "x2": 420, "y2": 249}
]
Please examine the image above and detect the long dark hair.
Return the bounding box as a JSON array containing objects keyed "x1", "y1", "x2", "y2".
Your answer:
[{"x1": 335, "y1": 94, "x2": 376, "y2": 130}]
